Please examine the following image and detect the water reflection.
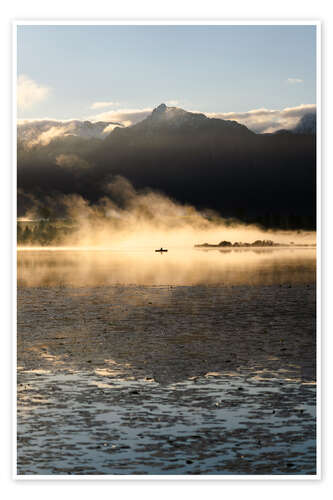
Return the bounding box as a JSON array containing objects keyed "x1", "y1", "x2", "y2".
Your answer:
[
  {"x1": 17, "y1": 246, "x2": 317, "y2": 475},
  {"x1": 17, "y1": 247, "x2": 316, "y2": 287}
]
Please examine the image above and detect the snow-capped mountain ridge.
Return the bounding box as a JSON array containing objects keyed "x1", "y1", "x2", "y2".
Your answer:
[
  {"x1": 18, "y1": 119, "x2": 123, "y2": 146},
  {"x1": 109, "y1": 103, "x2": 254, "y2": 140}
]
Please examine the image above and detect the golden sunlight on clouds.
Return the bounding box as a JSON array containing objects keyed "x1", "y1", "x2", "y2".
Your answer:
[
  {"x1": 87, "y1": 103, "x2": 315, "y2": 133},
  {"x1": 88, "y1": 107, "x2": 152, "y2": 126},
  {"x1": 27, "y1": 125, "x2": 70, "y2": 147},
  {"x1": 18, "y1": 103, "x2": 316, "y2": 135},
  {"x1": 206, "y1": 104, "x2": 315, "y2": 133}
]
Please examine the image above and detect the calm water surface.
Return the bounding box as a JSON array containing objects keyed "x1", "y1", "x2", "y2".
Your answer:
[{"x1": 17, "y1": 247, "x2": 316, "y2": 287}]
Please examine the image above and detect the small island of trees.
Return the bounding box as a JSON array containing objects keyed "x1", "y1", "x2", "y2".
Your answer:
[{"x1": 195, "y1": 239, "x2": 279, "y2": 248}]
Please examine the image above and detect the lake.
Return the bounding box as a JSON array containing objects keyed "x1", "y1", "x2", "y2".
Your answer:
[{"x1": 17, "y1": 247, "x2": 317, "y2": 476}]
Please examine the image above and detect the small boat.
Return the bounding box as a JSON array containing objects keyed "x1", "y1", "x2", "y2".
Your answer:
[{"x1": 155, "y1": 247, "x2": 168, "y2": 253}]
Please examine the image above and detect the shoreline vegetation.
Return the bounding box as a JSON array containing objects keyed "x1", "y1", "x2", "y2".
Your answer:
[
  {"x1": 195, "y1": 240, "x2": 315, "y2": 248},
  {"x1": 17, "y1": 220, "x2": 316, "y2": 248},
  {"x1": 17, "y1": 219, "x2": 78, "y2": 246}
]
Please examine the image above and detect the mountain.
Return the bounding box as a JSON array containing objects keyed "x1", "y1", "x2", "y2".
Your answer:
[
  {"x1": 106, "y1": 103, "x2": 254, "y2": 145},
  {"x1": 293, "y1": 113, "x2": 316, "y2": 135},
  {"x1": 274, "y1": 112, "x2": 316, "y2": 136},
  {"x1": 17, "y1": 104, "x2": 316, "y2": 229},
  {"x1": 18, "y1": 119, "x2": 123, "y2": 147}
]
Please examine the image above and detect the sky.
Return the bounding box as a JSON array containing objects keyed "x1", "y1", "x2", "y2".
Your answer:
[{"x1": 17, "y1": 24, "x2": 317, "y2": 129}]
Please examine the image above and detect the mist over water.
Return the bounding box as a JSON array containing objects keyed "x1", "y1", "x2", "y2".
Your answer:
[
  {"x1": 18, "y1": 247, "x2": 316, "y2": 288},
  {"x1": 18, "y1": 175, "x2": 316, "y2": 250},
  {"x1": 18, "y1": 176, "x2": 316, "y2": 287}
]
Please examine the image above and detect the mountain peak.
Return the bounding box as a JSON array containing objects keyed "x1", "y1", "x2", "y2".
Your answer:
[
  {"x1": 153, "y1": 103, "x2": 168, "y2": 114},
  {"x1": 149, "y1": 103, "x2": 200, "y2": 125},
  {"x1": 107, "y1": 103, "x2": 254, "y2": 141}
]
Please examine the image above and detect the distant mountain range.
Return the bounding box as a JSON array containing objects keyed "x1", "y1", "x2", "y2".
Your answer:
[
  {"x1": 274, "y1": 113, "x2": 316, "y2": 136},
  {"x1": 17, "y1": 106, "x2": 316, "y2": 146},
  {"x1": 18, "y1": 119, "x2": 123, "y2": 146},
  {"x1": 17, "y1": 104, "x2": 316, "y2": 229}
]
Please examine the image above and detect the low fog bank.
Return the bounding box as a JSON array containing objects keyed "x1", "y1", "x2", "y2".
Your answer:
[{"x1": 17, "y1": 176, "x2": 315, "y2": 249}]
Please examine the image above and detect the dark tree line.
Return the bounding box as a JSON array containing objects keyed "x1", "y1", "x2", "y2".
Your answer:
[{"x1": 17, "y1": 221, "x2": 74, "y2": 245}]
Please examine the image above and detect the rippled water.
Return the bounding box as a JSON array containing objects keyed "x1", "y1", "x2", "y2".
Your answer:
[{"x1": 17, "y1": 247, "x2": 317, "y2": 476}]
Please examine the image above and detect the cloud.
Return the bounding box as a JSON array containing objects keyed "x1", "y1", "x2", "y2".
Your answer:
[
  {"x1": 90, "y1": 101, "x2": 120, "y2": 110},
  {"x1": 18, "y1": 103, "x2": 316, "y2": 136},
  {"x1": 18, "y1": 119, "x2": 119, "y2": 148},
  {"x1": 17, "y1": 75, "x2": 50, "y2": 111},
  {"x1": 28, "y1": 125, "x2": 70, "y2": 147},
  {"x1": 56, "y1": 154, "x2": 90, "y2": 169},
  {"x1": 287, "y1": 78, "x2": 303, "y2": 84},
  {"x1": 280, "y1": 104, "x2": 315, "y2": 118},
  {"x1": 165, "y1": 100, "x2": 180, "y2": 106},
  {"x1": 89, "y1": 103, "x2": 185, "y2": 126},
  {"x1": 88, "y1": 108, "x2": 152, "y2": 127},
  {"x1": 102, "y1": 124, "x2": 120, "y2": 134},
  {"x1": 206, "y1": 104, "x2": 316, "y2": 133},
  {"x1": 90, "y1": 103, "x2": 316, "y2": 133}
]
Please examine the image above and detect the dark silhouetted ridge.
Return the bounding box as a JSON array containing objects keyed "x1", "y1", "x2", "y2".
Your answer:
[{"x1": 17, "y1": 104, "x2": 316, "y2": 229}]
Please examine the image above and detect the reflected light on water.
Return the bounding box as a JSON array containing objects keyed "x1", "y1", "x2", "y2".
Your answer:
[{"x1": 17, "y1": 247, "x2": 316, "y2": 287}]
